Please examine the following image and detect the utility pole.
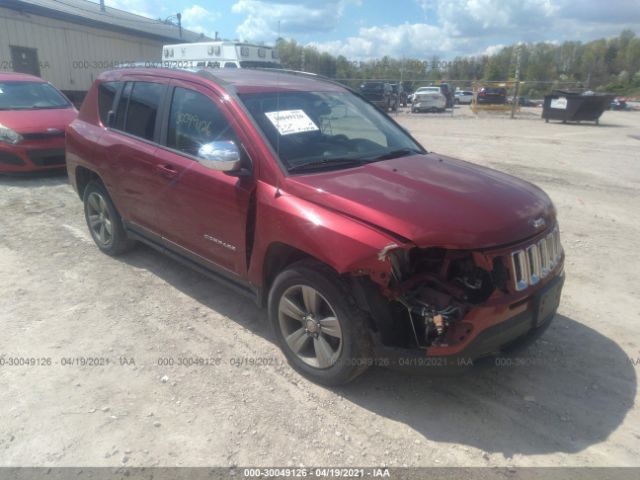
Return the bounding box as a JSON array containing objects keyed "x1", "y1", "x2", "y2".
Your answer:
[
  {"x1": 510, "y1": 44, "x2": 522, "y2": 119},
  {"x1": 165, "y1": 13, "x2": 182, "y2": 39}
]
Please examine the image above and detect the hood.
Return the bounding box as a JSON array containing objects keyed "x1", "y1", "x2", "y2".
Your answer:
[
  {"x1": 283, "y1": 153, "x2": 556, "y2": 249},
  {"x1": 0, "y1": 107, "x2": 77, "y2": 134}
]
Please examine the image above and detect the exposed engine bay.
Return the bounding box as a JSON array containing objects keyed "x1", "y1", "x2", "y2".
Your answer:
[{"x1": 358, "y1": 247, "x2": 511, "y2": 349}]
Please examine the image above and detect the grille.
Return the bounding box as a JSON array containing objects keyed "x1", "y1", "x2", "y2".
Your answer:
[
  {"x1": 0, "y1": 151, "x2": 25, "y2": 165},
  {"x1": 22, "y1": 130, "x2": 65, "y2": 140},
  {"x1": 511, "y1": 227, "x2": 562, "y2": 291},
  {"x1": 27, "y1": 149, "x2": 66, "y2": 166}
]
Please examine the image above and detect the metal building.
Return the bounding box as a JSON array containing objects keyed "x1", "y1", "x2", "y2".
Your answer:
[{"x1": 0, "y1": 0, "x2": 208, "y2": 103}]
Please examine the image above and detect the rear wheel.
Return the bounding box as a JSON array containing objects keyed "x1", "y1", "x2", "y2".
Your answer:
[
  {"x1": 268, "y1": 260, "x2": 372, "y2": 385},
  {"x1": 83, "y1": 181, "x2": 135, "y2": 256}
]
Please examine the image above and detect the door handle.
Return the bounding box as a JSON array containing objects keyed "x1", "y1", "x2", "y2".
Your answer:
[{"x1": 156, "y1": 164, "x2": 178, "y2": 179}]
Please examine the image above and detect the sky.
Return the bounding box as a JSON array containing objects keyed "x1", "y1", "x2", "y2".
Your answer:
[{"x1": 105, "y1": 0, "x2": 640, "y2": 60}]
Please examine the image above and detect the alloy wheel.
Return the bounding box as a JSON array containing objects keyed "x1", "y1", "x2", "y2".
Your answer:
[
  {"x1": 86, "y1": 192, "x2": 113, "y2": 248},
  {"x1": 278, "y1": 285, "x2": 343, "y2": 369}
]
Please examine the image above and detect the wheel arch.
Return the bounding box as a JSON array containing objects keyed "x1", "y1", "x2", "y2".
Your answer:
[
  {"x1": 75, "y1": 166, "x2": 102, "y2": 200},
  {"x1": 260, "y1": 242, "x2": 318, "y2": 306}
]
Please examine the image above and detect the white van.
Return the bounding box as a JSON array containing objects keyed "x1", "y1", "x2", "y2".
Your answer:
[{"x1": 162, "y1": 41, "x2": 281, "y2": 69}]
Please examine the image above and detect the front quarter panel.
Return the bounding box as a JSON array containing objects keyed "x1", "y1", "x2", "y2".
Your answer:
[{"x1": 248, "y1": 181, "x2": 405, "y2": 287}]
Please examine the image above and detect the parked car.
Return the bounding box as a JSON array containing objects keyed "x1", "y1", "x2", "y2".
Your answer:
[
  {"x1": 411, "y1": 87, "x2": 447, "y2": 112},
  {"x1": 390, "y1": 83, "x2": 407, "y2": 108},
  {"x1": 359, "y1": 81, "x2": 393, "y2": 111},
  {"x1": 0, "y1": 72, "x2": 77, "y2": 173},
  {"x1": 67, "y1": 68, "x2": 564, "y2": 385},
  {"x1": 609, "y1": 98, "x2": 628, "y2": 110},
  {"x1": 477, "y1": 87, "x2": 507, "y2": 104},
  {"x1": 455, "y1": 90, "x2": 473, "y2": 105}
]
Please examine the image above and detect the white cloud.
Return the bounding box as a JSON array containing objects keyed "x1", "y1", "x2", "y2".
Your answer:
[
  {"x1": 311, "y1": 23, "x2": 452, "y2": 60},
  {"x1": 482, "y1": 44, "x2": 505, "y2": 56},
  {"x1": 180, "y1": 4, "x2": 221, "y2": 38},
  {"x1": 433, "y1": 0, "x2": 558, "y2": 37},
  {"x1": 313, "y1": 0, "x2": 640, "y2": 60},
  {"x1": 182, "y1": 5, "x2": 219, "y2": 24},
  {"x1": 231, "y1": 0, "x2": 357, "y2": 42}
]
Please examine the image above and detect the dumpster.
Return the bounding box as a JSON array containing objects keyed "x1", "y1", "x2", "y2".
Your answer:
[{"x1": 542, "y1": 90, "x2": 614, "y2": 125}]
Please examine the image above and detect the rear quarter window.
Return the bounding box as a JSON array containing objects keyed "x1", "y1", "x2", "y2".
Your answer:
[{"x1": 97, "y1": 81, "x2": 122, "y2": 126}]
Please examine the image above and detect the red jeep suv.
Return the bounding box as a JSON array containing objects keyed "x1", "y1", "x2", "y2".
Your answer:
[{"x1": 66, "y1": 68, "x2": 564, "y2": 385}]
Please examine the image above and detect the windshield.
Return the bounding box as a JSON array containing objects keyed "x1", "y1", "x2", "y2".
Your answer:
[
  {"x1": 361, "y1": 83, "x2": 383, "y2": 91},
  {"x1": 0, "y1": 81, "x2": 70, "y2": 110},
  {"x1": 239, "y1": 91, "x2": 423, "y2": 173},
  {"x1": 482, "y1": 88, "x2": 506, "y2": 95}
]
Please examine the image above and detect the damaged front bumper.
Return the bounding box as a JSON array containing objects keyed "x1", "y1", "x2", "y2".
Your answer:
[
  {"x1": 347, "y1": 225, "x2": 566, "y2": 372},
  {"x1": 371, "y1": 272, "x2": 564, "y2": 372}
]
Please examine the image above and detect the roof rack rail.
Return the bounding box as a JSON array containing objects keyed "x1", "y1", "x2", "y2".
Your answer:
[
  {"x1": 192, "y1": 68, "x2": 235, "y2": 91},
  {"x1": 251, "y1": 68, "x2": 357, "y2": 94}
]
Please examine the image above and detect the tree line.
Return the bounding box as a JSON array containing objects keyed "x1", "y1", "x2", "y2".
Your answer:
[{"x1": 275, "y1": 30, "x2": 640, "y2": 97}]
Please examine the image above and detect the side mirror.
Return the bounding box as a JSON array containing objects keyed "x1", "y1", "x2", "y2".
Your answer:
[{"x1": 197, "y1": 141, "x2": 242, "y2": 172}]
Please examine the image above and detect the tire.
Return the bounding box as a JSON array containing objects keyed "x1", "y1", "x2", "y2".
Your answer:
[
  {"x1": 83, "y1": 180, "x2": 135, "y2": 256},
  {"x1": 268, "y1": 260, "x2": 373, "y2": 386}
]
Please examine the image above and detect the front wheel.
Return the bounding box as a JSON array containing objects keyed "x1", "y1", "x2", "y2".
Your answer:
[{"x1": 268, "y1": 260, "x2": 372, "y2": 385}]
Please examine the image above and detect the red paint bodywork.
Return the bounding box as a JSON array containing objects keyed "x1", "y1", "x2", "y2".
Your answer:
[
  {"x1": 66, "y1": 68, "x2": 564, "y2": 360},
  {"x1": 0, "y1": 72, "x2": 77, "y2": 173}
]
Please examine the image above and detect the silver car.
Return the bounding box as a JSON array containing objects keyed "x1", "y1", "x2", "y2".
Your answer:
[
  {"x1": 411, "y1": 87, "x2": 447, "y2": 113},
  {"x1": 455, "y1": 90, "x2": 474, "y2": 105}
]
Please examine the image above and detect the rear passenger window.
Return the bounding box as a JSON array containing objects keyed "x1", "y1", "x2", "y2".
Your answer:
[
  {"x1": 97, "y1": 81, "x2": 122, "y2": 126},
  {"x1": 114, "y1": 82, "x2": 131, "y2": 131},
  {"x1": 123, "y1": 82, "x2": 164, "y2": 141},
  {"x1": 167, "y1": 87, "x2": 238, "y2": 158}
]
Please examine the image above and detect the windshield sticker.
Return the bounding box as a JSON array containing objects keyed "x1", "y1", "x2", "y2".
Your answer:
[{"x1": 265, "y1": 109, "x2": 319, "y2": 136}]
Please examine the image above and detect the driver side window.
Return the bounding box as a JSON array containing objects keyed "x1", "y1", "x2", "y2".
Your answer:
[{"x1": 167, "y1": 87, "x2": 238, "y2": 159}]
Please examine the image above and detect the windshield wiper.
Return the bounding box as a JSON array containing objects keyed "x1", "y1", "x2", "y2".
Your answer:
[
  {"x1": 363, "y1": 148, "x2": 421, "y2": 162},
  {"x1": 288, "y1": 157, "x2": 363, "y2": 173}
]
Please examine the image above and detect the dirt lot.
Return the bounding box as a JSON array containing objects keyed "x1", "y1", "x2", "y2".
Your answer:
[{"x1": 1, "y1": 107, "x2": 639, "y2": 468}]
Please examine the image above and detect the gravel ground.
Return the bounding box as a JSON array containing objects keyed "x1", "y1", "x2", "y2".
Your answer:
[{"x1": 1, "y1": 107, "x2": 639, "y2": 468}]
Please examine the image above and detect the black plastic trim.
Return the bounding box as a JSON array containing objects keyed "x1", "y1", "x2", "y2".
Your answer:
[{"x1": 124, "y1": 222, "x2": 259, "y2": 303}]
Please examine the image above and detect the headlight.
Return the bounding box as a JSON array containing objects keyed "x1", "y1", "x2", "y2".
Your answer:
[{"x1": 0, "y1": 123, "x2": 23, "y2": 144}]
